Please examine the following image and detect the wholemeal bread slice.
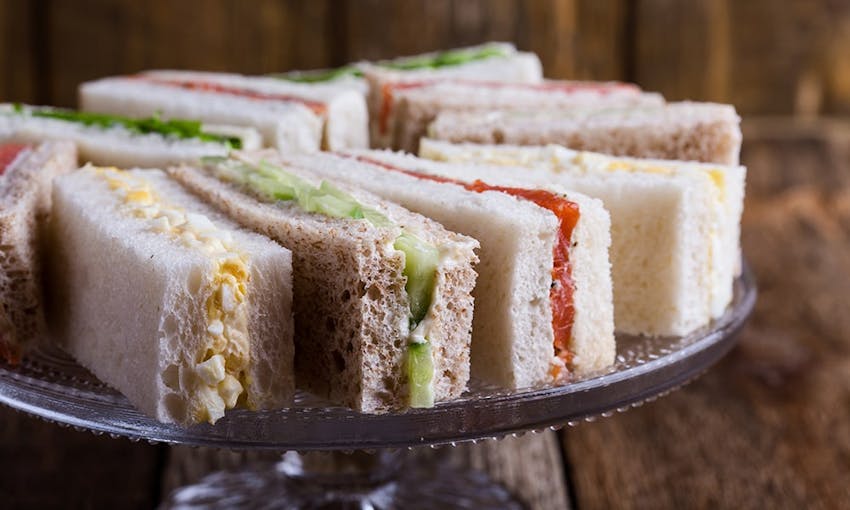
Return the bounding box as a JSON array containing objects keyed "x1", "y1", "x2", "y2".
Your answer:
[
  {"x1": 79, "y1": 77, "x2": 323, "y2": 152},
  {"x1": 139, "y1": 70, "x2": 369, "y2": 151},
  {"x1": 0, "y1": 141, "x2": 76, "y2": 363},
  {"x1": 367, "y1": 74, "x2": 665, "y2": 152},
  {"x1": 282, "y1": 150, "x2": 614, "y2": 388},
  {"x1": 420, "y1": 139, "x2": 746, "y2": 337},
  {"x1": 0, "y1": 104, "x2": 261, "y2": 168},
  {"x1": 50, "y1": 167, "x2": 294, "y2": 425},
  {"x1": 168, "y1": 153, "x2": 479, "y2": 413},
  {"x1": 428, "y1": 101, "x2": 742, "y2": 165}
]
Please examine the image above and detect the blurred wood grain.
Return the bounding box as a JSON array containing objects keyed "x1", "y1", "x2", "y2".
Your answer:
[
  {"x1": 0, "y1": 0, "x2": 38, "y2": 104},
  {"x1": 4, "y1": 0, "x2": 850, "y2": 114},
  {"x1": 41, "y1": 0, "x2": 334, "y2": 107}
]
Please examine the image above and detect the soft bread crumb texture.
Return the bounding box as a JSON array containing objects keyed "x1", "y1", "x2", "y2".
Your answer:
[
  {"x1": 50, "y1": 168, "x2": 293, "y2": 424},
  {"x1": 0, "y1": 141, "x2": 76, "y2": 361},
  {"x1": 80, "y1": 78, "x2": 323, "y2": 152},
  {"x1": 416, "y1": 141, "x2": 733, "y2": 336},
  {"x1": 169, "y1": 162, "x2": 477, "y2": 413},
  {"x1": 428, "y1": 102, "x2": 742, "y2": 165},
  {"x1": 364, "y1": 53, "x2": 543, "y2": 147},
  {"x1": 330, "y1": 150, "x2": 616, "y2": 383},
  {"x1": 286, "y1": 151, "x2": 557, "y2": 388}
]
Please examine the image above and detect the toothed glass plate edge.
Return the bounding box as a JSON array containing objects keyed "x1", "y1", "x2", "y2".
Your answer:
[{"x1": 0, "y1": 260, "x2": 756, "y2": 451}]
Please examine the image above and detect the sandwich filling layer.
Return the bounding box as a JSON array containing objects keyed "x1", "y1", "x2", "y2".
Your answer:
[
  {"x1": 0, "y1": 143, "x2": 30, "y2": 174},
  {"x1": 5, "y1": 104, "x2": 243, "y2": 149},
  {"x1": 351, "y1": 155, "x2": 580, "y2": 379},
  {"x1": 91, "y1": 167, "x2": 251, "y2": 424},
  {"x1": 427, "y1": 143, "x2": 731, "y2": 319},
  {"x1": 378, "y1": 80, "x2": 640, "y2": 135},
  {"x1": 132, "y1": 76, "x2": 328, "y2": 116},
  {"x1": 276, "y1": 43, "x2": 514, "y2": 83},
  {"x1": 202, "y1": 157, "x2": 440, "y2": 407}
]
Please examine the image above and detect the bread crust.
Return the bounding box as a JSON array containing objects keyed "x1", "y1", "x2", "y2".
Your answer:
[
  {"x1": 429, "y1": 102, "x2": 742, "y2": 165},
  {"x1": 169, "y1": 161, "x2": 478, "y2": 412},
  {"x1": 79, "y1": 78, "x2": 323, "y2": 152},
  {"x1": 0, "y1": 141, "x2": 76, "y2": 363},
  {"x1": 50, "y1": 168, "x2": 294, "y2": 424},
  {"x1": 324, "y1": 150, "x2": 616, "y2": 384},
  {"x1": 419, "y1": 139, "x2": 740, "y2": 337},
  {"x1": 366, "y1": 72, "x2": 664, "y2": 152}
]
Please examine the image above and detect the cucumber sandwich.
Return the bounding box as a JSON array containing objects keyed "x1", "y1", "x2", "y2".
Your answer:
[
  {"x1": 280, "y1": 149, "x2": 615, "y2": 389},
  {"x1": 0, "y1": 104, "x2": 260, "y2": 168},
  {"x1": 80, "y1": 69, "x2": 367, "y2": 152},
  {"x1": 168, "y1": 152, "x2": 479, "y2": 412},
  {"x1": 419, "y1": 139, "x2": 746, "y2": 337},
  {"x1": 50, "y1": 166, "x2": 294, "y2": 425},
  {"x1": 0, "y1": 141, "x2": 76, "y2": 364},
  {"x1": 273, "y1": 42, "x2": 542, "y2": 94}
]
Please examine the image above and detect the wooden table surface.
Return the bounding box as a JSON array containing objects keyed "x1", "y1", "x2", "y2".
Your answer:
[{"x1": 0, "y1": 118, "x2": 845, "y2": 510}]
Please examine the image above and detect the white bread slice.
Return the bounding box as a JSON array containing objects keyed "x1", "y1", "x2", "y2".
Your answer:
[
  {"x1": 0, "y1": 141, "x2": 76, "y2": 363},
  {"x1": 276, "y1": 42, "x2": 541, "y2": 97},
  {"x1": 366, "y1": 73, "x2": 665, "y2": 152},
  {"x1": 50, "y1": 167, "x2": 294, "y2": 425},
  {"x1": 79, "y1": 77, "x2": 323, "y2": 152},
  {"x1": 284, "y1": 150, "x2": 614, "y2": 387},
  {"x1": 419, "y1": 139, "x2": 740, "y2": 337},
  {"x1": 422, "y1": 139, "x2": 747, "y2": 303},
  {"x1": 168, "y1": 156, "x2": 478, "y2": 413},
  {"x1": 428, "y1": 101, "x2": 742, "y2": 165},
  {"x1": 0, "y1": 104, "x2": 261, "y2": 168},
  {"x1": 140, "y1": 70, "x2": 369, "y2": 151}
]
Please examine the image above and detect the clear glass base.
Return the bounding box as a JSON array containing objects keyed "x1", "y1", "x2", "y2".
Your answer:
[{"x1": 162, "y1": 450, "x2": 522, "y2": 510}]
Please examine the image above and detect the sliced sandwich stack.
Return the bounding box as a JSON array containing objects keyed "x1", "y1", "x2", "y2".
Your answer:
[{"x1": 0, "y1": 41, "x2": 748, "y2": 427}]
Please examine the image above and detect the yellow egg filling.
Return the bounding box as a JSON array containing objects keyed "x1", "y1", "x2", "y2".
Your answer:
[{"x1": 92, "y1": 167, "x2": 251, "y2": 424}]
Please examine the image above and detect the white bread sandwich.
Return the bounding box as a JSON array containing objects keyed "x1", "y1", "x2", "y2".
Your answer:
[
  {"x1": 168, "y1": 153, "x2": 479, "y2": 413},
  {"x1": 419, "y1": 139, "x2": 746, "y2": 337},
  {"x1": 274, "y1": 42, "x2": 543, "y2": 95},
  {"x1": 50, "y1": 166, "x2": 294, "y2": 425},
  {"x1": 0, "y1": 104, "x2": 261, "y2": 168},
  {"x1": 428, "y1": 101, "x2": 742, "y2": 165},
  {"x1": 367, "y1": 75, "x2": 665, "y2": 152},
  {"x1": 0, "y1": 141, "x2": 76, "y2": 364},
  {"x1": 79, "y1": 70, "x2": 365, "y2": 152},
  {"x1": 132, "y1": 70, "x2": 368, "y2": 150},
  {"x1": 277, "y1": 149, "x2": 614, "y2": 389}
]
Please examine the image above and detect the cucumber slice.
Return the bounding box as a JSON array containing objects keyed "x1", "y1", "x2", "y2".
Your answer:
[
  {"x1": 407, "y1": 342, "x2": 434, "y2": 408},
  {"x1": 247, "y1": 173, "x2": 296, "y2": 200},
  {"x1": 394, "y1": 232, "x2": 439, "y2": 325}
]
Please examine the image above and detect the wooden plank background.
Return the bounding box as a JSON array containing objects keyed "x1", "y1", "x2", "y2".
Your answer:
[
  {"x1": 2, "y1": 1, "x2": 850, "y2": 509},
  {"x1": 0, "y1": 0, "x2": 848, "y2": 115}
]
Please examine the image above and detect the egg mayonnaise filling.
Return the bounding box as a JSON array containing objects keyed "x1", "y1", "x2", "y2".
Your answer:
[{"x1": 92, "y1": 166, "x2": 251, "y2": 424}]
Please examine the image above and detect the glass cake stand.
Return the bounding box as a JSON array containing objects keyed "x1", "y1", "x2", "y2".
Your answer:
[{"x1": 0, "y1": 262, "x2": 756, "y2": 509}]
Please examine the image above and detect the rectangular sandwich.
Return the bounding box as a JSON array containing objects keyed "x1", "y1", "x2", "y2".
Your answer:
[
  {"x1": 427, "y1": 101, "x2": 743, "y2": 165},
  {"x1": 0, "y1": 141, "x2": 76, "y2": 364},
  {"x1": 274, "y1": 42, "x2": 543, "y2": 94},
  {"x1": 419, "y1": 139, "x2": 746, "y2": 337},
  {"x1": 50, "y1": 166, "x2": 295, "y2": 425},
  {"x1": 1, "y1": 104, "x2": 261, "y2": 168},
  {"x1": 80, "y1": 69, "x2": 367, "y2": 152},
  {"x1": 168, "y1": 153, "x2": 479, "y2": 412},
  {"x1": 276, "y1": 149, "x2": 614, "y2": 388},
  {"x1": 367, "y1": 74, "x2": 665, "y2": 152}
]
